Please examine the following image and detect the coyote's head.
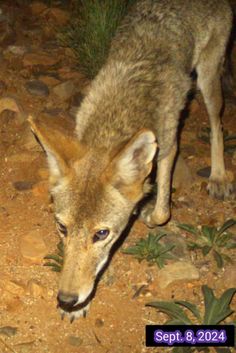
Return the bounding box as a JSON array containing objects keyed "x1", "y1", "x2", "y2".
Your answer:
[{"x1": 29, "y1": 115, "x2": 157, "y2": 321}]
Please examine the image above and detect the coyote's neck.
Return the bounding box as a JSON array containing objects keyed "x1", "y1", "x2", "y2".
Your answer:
[
  {"x1": 76, "y1": 60, "x2": 159, "y2": 150},
  {"x1": 76, "y1": 54, "x2": 188, "y2": 154}
]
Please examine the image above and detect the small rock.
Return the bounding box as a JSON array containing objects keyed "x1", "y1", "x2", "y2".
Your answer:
[
  {"x1": 23, "y1": 52, "x2": 60, "y2": 67},
  {"x1": 221, "y1": 265, "x2": 236, "y2": 287},
  {"x1": 39, "y1": 75, "x2": 61, "y2": 86},
  {"x1": 44, "y1": 8, "x2": 69, "y2": 25},
  {"x1": 43, "y1": 107, "x2": 64, "y2": 116},
  {"x1": 13, "y1": 181, "x2": 35, "y2": 191},
  {"x1": 20, "y1": 232, "x2": 48, "y2": 264},
  {"x1": 160, "y1": 233, "x2": 188, "y2": 258},
  {"x1": 197, "y1": 166, "x2": 211, "y2": 178},
  {"x1": 30, "y1": 2, "x2": 47, "y2": 15},
  {"x1": 95, "y1": 318, "x2": 104, "y2": 327},
  {"x1": 14, "y1": 341, "x2": 35, "y2": 353},
  {"x1": 68, "y1": 336, "x2": 83, "y2": 347},
  {"x1": 7, "y1": 45, "x2": 27, "y2": 56},
  {"x1": 157, "y1": 261, "x2": 200, "y2": 289},
  {"x1": 27, "y1": 280, "x2": 44, "y2": 298},
  {"x1": 0, "y1": 326, "x2": 17, "y2": 337},
  {"x1": 53, "y1": 80, "x2": 75, "y2": 101},
  {"x1": 25, "y1": 80, "x2": 49, "y2": 97},
  {"x1": 173, "y1": 154, "x2": 193, "y2": 190}
]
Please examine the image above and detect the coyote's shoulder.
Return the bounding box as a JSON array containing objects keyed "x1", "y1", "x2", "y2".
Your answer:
[{"x1": 76, "y1": 0, "x2": 232, "y2": 156}]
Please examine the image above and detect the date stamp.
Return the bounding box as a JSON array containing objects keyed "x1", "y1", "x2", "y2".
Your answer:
[{"x1": 146, "y1": 325, "x2": 235, "y2": 347}]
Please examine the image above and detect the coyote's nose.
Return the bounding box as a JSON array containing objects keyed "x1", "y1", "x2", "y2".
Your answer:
[{"x1": 57, "y1": 291, "x2": 78, "y2": 310}]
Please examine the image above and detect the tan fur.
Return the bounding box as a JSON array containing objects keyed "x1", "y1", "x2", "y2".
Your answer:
[{"x1": 29, "y1": 0, "x2": 234, "y2": 320}]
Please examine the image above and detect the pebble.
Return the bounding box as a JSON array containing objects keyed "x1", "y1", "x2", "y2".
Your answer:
[
  {"x1": 25, "y1": 80, "x2": 49, "y2": 97},
  {"x1": 7, "y1": 45, "x2": 27, "y2": 56},
  {"x1": 14, "y1": 341, "x2": 35, "y2": 353},
  {"x1": 157, "y1": 261, "x2": 200, "y2": 289},
  {"x1": 197, "y1": 166, "x2": 211, "y2": 178},
  {"x1": 160, "y1": 233, "x2": 188, "y2": 258},
  {"x1": 27, "y1": 280, "x2": 44, "y2": 298},
  {"x1": 0, "y1": 326, "x2": 18, "y2": 337},
  {"x1": 38, "y1": 75, "x2": 61, "y2": 86},
  {"x1": 220, "y1": 265, "x2": 236, "y2": 288},
  {"x1": 53, "y1": 80, "x2": 75, "y2": 101},
  {"x1": 23, "y1": 52, "x2": 60, "y2": 67},
  {"x1": 20, "y1": 232, "x2": 48, "y2": 264},
  {"x1": 30, "y1": 2, "x2": 47, "y2": 15},
  {"x1": 13, "y1": 181, "x2": 35, "y2": 191},
  {"x1": 44, "y1": 8, "x2": 69, "y2": 25},
  {"x1": 95, "y1": 318, "x2": 104, "y2": 327},
  {"x1": 68, "y1": 336, "x2": 83, "y2": 347}
]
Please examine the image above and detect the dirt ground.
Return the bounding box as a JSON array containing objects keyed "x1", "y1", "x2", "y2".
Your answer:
[{"x1": 0, "y1": 2, "x2": 235, "y2": 353}]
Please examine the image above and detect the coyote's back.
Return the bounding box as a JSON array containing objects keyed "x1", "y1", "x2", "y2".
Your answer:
[{"x1": 30, "y1": 0, "x2": 234, "y2": 321}]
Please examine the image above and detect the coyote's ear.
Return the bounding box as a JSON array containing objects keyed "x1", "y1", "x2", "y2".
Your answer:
[
  {"x1": 111, "y1": 129, "x2": 157, "y2": 188},
  {"x1": 28, "y1": 115, "x2": 83, "y2": 181}
]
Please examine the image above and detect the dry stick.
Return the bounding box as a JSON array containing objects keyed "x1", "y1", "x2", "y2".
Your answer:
[{"x1": 0, "y1": 337, "x2": 17, "y2": 353}]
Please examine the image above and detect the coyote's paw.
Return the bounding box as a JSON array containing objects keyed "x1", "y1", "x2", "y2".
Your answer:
[
  {"x1": 140, "y1": 203, "x2": 170, "y2": 227},
  {"x1": 59, "y1": 302, "x2": 90, "y2": 323},
  {"x1": 207, "y1": 177, "x2": 235, "y2": 200}
]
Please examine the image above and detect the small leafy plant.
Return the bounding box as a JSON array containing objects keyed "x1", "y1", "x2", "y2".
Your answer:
[
  {"x1": 122, "y1": 232, "x2": 176, "y2": 268},
  {"x1": 146, "y1": 285, "x2": 236, "y2": 353},
  {"x1": 198, "y1": 127, "x2": 236, "y2": 154},
  {"x1": 178, "y1": 219, "x2": 236, "y2": 268},
  {"x1": 44, "y1": 240, "x2": 64, "y2": 272}
]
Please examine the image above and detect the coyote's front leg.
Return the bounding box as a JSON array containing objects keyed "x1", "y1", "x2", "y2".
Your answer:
[{"x1": 145, "y1": 141, "x2": 177, "y2": 227}]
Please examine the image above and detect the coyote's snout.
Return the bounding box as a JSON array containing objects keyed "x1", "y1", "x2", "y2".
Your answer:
[{"x1": 29, "y1": 0, "x2": 234, "y2": 321}]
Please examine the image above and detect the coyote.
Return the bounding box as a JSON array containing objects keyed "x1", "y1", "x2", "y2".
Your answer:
[{"x1": 29, "y1": 0, "x2": 234, "y2": 321}]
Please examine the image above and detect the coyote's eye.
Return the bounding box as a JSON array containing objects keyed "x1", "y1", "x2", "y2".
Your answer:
[
  {"x1": 93, "y1": 229, "x2": 110, "y2": 243},
  {"x1": 56, "y1": 220, "x2": 68, "y2": 237}
]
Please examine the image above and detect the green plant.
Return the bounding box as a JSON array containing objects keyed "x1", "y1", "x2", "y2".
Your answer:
[
  {"x1": 58, "y1": 0, "x2": 136, "y2": 78},
  {"x1": 44, "y1": 240, "x2": 64, "y2": 272},
  {"x1": 198, "y1": 127, "x2": 236, "y2": 154},
  {"x1": 122, "y1": 232, "x2": 176, "y2": 268},
  {"x1": 178, "y1": 219, "x2": 236, "y2": 268},
  {"x1": 146, "y1": 285, "x2": 236, "y2": 353}
]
